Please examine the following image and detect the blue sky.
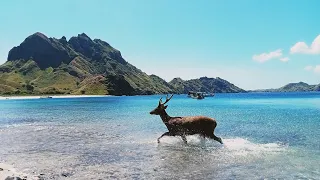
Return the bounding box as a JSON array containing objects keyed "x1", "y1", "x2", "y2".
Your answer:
[{"x1": 0, "y1": 0, "x2": 319, "y2": 90}]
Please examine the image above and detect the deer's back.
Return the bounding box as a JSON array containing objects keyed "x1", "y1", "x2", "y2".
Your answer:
[
  {"x1": 179, "y1": 116, "x2": 216, "y2": 124},
  {"x1": 167, "y1": 116, "x2": 217, "y2": 134}
]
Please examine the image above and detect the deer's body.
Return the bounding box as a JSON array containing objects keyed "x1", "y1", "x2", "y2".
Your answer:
[{"x1": 150, "y1": 95, "x2": 223, "y2": 144}]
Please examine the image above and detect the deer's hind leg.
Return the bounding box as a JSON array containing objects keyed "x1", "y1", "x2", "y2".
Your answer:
[{"x1": 207, "y1": 132, "x2": 223, "y2": 144}]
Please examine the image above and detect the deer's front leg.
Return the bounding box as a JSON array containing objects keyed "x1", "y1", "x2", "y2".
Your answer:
[
  {"x1": 181, "y1": 135, "x2": 187, "y2": 144},
  {"x1": 157, "y1": 132, "x2": 171, "y2": 143}
]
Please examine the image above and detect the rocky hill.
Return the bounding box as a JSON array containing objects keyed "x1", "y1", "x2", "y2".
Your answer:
[{"x1": 0, "y1": 32, "x2": 245, "y2": 95}]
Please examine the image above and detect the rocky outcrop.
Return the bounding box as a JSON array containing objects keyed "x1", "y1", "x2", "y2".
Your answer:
[
  {"x1": 68, "y1": 33, "x2": 126, "y2": 65},
  {"x1": 8, "y1": 32, "x2": 76, "y2": 68}
]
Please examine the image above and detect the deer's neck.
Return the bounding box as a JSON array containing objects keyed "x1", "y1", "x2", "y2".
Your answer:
[{"x1": 159, "y1": 110, "x2": 171, "y2": 123}]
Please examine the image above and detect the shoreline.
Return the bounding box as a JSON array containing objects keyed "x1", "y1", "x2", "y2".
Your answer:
[
  {"x1": 0, "y1": 95, "x2": 111, "y2": 100},
  {"x1": 1, "y1": 91, "x2": 319, "y2": 100}
]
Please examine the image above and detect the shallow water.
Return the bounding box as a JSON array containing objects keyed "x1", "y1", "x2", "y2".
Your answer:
[{"x1": 0, "y1": 93, "x2": 319, "y2": 179}]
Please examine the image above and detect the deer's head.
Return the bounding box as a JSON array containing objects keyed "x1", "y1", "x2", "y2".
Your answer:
[{"x1": 150, "y1": 94, "x2": 173, "y2": 115}]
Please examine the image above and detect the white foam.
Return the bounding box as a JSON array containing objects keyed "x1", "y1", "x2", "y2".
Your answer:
[
  {"x1": 145, "y1": 136, "x2": 287, "y2": 156},
  {"x1": 222, "y1": 137, "x2": 287, "y2": 156}
]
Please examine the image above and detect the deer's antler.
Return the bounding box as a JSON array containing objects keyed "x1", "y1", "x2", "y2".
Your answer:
[
  {"x1": 163, "y1": 94, "x2": 173, "y2": 105},
  {"x1": 159, "y1": 94, "x2": 173, "y2": 105},
  {"x1": 159, "y1": 97, "x2": 163, "y2": 105}
]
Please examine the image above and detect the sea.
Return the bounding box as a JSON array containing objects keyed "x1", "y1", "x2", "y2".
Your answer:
[{"x1": 0, "y1": 92, "x2": 319, "y2": 179}]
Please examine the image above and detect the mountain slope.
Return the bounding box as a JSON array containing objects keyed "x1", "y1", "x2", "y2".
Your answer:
[{"x1": 0, "y1": 32, "x2": 245, "y2": 95}]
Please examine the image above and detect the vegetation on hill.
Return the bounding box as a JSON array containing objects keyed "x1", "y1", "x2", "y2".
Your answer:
[{"x1": 0, "y1": 32, "x2": 245, "y2": 95}]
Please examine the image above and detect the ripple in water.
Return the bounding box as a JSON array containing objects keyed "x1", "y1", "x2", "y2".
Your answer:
[
  {"x1": 0, "y1": 123, "x2": 292, "y2": 179},
  {"x1": 0, "y1": 94, "x2": 319, "y2": 179}
]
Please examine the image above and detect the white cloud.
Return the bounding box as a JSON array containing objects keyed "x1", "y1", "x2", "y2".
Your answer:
[
  {"x1": 290, "y1": 35, "x2": 320, "y2": 54},
  {"x1": 304, "y1": 65, "x2": 313, "y2": 71},
  {"x1": 252, "y1": 49, "x2": 283, "y2": 63},
  {"x1": 280, "y1": 57, "x2": 289, "y2": 62},
  {"x1": 304, "y1": 65, "x2": 320, "y2": 74}
]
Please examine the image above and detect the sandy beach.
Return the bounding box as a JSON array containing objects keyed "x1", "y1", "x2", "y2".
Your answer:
[{"x1": 0, "y1": 95, "x2": 111, "y2": 100}]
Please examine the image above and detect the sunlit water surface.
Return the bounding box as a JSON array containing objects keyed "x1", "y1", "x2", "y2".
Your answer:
[{"x1": 0, "y1": 93, "x2": 319, "y2": 179}]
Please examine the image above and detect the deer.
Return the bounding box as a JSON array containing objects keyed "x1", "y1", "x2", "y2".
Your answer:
[{"x1": 150, "y1": 94, "x2": 223, "y2": 144}]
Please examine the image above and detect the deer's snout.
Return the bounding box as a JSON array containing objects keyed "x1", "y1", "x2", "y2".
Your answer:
[{"x1": 150, "y1": 108, "x2": 158, "y2": 115}]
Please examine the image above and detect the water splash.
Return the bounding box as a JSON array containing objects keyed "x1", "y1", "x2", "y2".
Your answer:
[{"x1": 222, "y1": 137, "x2": 287, "y2": 156}]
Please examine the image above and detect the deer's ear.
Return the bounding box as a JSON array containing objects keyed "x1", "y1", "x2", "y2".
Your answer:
[{"x1": 164, "y1": 105, "x2": 168, "y2": 109}]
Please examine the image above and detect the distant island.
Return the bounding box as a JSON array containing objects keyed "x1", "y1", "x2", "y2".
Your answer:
[
  {"x1": 0, "y1": 32, "x2": 245, "y2": 96},
  {"x1": 250, "y1": 82, "x2": 320, "y2": 93}
]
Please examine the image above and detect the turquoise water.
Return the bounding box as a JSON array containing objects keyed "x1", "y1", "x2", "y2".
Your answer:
[{"x1": 0, "y1": 93, "x2": 319, "y2": 179}]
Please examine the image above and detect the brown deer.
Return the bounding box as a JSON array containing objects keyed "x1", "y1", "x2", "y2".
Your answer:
[{"x1": 150, "y1": 94, "x2": 223, "y2": 144}]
